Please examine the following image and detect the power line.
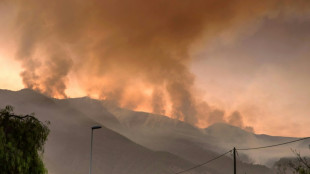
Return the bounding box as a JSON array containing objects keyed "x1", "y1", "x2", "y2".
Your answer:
[
  {"x1": 236, "y1": 137, "x2": 310, "y2": 151},
  {"x1": 174, "y1": 150, "x2": 232, "y2": 174},
  {"x1": 172, "y1": 137, "x2": 310, "y2": 173}
]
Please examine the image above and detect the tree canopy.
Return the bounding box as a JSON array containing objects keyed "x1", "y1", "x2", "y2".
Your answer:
[
  {"x1": 274, "y1": 149, "x2": 310, "y2": 174},
  {"x1": 0, "y1": 105, "x2": 50, "y2": 174}
]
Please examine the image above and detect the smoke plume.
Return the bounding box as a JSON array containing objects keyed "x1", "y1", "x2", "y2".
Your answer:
[{"x1": 4, "y1": 0, "x2": 310, "y2": 126}]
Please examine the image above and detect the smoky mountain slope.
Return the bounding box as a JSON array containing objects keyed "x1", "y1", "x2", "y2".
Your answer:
[
  {"x1": 58, "y1": 96, "x2": 275, "y2": 174},
  {"x1": 0, "y1": 89, "x2": 209, "y2": 174},
  {"x1": 204, "y1": 123, "x2": 309, "y2": 166},
  {"x1": 3, "y1": 89, "x2": 305, "y2": 173}
]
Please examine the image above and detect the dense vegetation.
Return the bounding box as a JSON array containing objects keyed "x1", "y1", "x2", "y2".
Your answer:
[{"x1": 0, "y1": 106, "x2": 50, "y2": 174}]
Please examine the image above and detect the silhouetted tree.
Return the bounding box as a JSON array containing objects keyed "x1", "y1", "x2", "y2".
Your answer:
[
  {"x1": 274, "y1": 149, "x2": 310, "y2": 174},
  {"x1": 0, "y1": 105, "x2": 50, "y2": 174}
]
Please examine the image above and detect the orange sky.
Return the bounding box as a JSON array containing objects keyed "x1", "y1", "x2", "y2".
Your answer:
[{"x1": 0, "y1": 0, "x2": 310, "y2": 137}]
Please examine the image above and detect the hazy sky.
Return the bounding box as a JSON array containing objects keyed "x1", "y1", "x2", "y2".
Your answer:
[
  {"x1": 192, "y1": 15, "x2": 310, "y2": 136},
  {"x1": 0, "y1": 0, "x2": 310, "y2": 137}
]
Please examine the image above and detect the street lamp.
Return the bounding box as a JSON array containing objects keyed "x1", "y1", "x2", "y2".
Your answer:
[{"x1": 89, "y1": 125, "x2": 102, "y2": 174}]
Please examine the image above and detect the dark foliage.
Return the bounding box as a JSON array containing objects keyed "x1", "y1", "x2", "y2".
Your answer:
[
  {"x1": 0, "y1": 105, "x2": 50, "y2": 174},
  {"x1": 274, "y1": 149, "x2": 310, "y2": 174}
]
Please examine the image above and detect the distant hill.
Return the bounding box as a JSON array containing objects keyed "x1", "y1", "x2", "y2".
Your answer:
[
  {"x1": 0, "y1": 89, "x2": 206, "y2": 174},
  {"x1": 204, "y1": 122, "x2": 297, "y2": 149},
  {"x1": 1, "y1": 89, "x2": 308, "y2": 173},
  {"x1": 204, "y1": 123, "x2": 309, "y2": 166}
]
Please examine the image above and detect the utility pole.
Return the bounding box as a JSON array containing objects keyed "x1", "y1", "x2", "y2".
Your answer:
[{"x1": 233, "y1": 147, "x2": 236, "y2": 174}]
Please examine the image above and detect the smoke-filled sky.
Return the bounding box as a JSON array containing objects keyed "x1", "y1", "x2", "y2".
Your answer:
[{"x1": 0, "y1": 0, "x2": 310, "y2": 137}]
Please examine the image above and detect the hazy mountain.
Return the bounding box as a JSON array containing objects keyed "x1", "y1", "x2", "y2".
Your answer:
[
  {"x1": 0, "y1": 89, "x2": 207, "y2": 174},
  {"x1": 204, "y1": 123, "x2": 309, "y2": 166},
  {"x1": 2, "y1": 89, "x2": 308, "y2": 173},
  {"x1": 205, "y1": 122, "x2": 296, "y2": 147},
  {"x1": 97, "y1": 101, "x2": 308, "y2": 167}
]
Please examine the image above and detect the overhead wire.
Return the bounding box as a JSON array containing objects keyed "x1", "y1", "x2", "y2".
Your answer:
[
  {"x1": 173, "y1": 150, "x2": 232, "y2": 174},
  {"x1": 236, "y1": 137, "x2": 310, "y2": 151},
  {"x1": 234, "y1": 137, "x2": 310, "y2": 174},
  {"x1": 171, "y1": 136, "x2": 310, "y2": 173}
]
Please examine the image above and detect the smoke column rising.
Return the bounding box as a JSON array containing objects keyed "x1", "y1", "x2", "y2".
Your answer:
[{"x1": 2, "y1": 0, "x2": 310, "y2": 126}]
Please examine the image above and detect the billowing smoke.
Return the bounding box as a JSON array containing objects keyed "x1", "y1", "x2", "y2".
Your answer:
[
  {"x1": 208, "y1": 110, "x2": 225, "y2": 125},
  {"x1": 152, "y1": 87, "x2": 166, "y2": 115},
  {"x1": 228, "y1": 111, "x2": 254, "y2": 132},
  {"x1": 228, "y1": 111, "x2": 244, "y2": 128},
  {"x1": 4, "y1": 0, "x2": 310, "y2": 126},
  {"x1": 197, "y1": 102, "x2": 254, "y2": 132}
]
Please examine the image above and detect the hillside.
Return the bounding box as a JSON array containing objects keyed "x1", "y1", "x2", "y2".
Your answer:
[
  {"x1": 204, "y1": 123, "x2": 310, "y2": 166},
  {"x1": 2, "y1": 89, "x2": 308, "y2": 173},
  {"x1": 0, "y1": 89, "x2": 206, "y2": 174}
]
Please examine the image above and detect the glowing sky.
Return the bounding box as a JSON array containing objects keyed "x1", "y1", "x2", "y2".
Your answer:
[
  {"x1": 192, "y1": 16, "x2": 310, "y2": 137},
  {"x1": 0, "y1": 0, "x2": 310, "y2": 137}
]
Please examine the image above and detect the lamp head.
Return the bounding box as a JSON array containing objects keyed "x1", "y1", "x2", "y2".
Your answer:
[{"x1": 92, "y1": 125, "x2": 102, "y2": 130}]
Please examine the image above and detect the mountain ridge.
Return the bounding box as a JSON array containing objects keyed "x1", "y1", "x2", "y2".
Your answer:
[
  {"x1": 1, "y1": 88, "x2": 308, "y2": 173},
  {"x1": 0, "y1": 88, "x2": 208, "y2": 174}
]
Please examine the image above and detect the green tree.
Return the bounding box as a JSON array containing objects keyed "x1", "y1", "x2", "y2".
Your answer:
[
  {"x1": 0, "y1": 105, "x2": 50, "y2": 174},
  {"x1": 275, "y1": 149, "x2": 310, "y2": 174}
]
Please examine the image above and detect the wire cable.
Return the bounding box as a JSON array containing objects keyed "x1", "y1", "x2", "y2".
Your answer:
[
  {"x1": 172, "y1": 137, "x2": 310, "y2": 173},
  {"x1": 236, "y1": 137, "x2": 310, "y2": 151},
  {"x1": 174, "y1": 150, "x2": 232, "y2": 174}
]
